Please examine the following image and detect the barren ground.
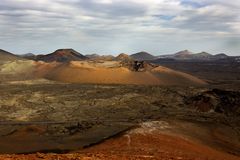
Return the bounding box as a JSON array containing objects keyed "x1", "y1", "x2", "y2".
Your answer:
[{"x1": 0, "y1": 81, "x2": 239, "y2": 159}]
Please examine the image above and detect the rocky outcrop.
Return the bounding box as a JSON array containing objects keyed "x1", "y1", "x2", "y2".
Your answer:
[
  {"x1": 186, "y1": 89, "x2": 240, "y2": 116},
  {"x1": 120, "y1": 60, "x2": 158, "y2": 72}
]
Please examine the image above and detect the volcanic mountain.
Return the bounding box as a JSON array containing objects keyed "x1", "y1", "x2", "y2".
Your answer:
[
  {"x1": 130, "y1": 51, "x2": 156, "y2": 61},
  {"x1": 0, "y1": 49, "x2": 23, "y2": 63},
  {"x1": 174, "y1": 50, "x2": 193, "y2": 58},
  {"x1": 115, "y1": 53, "x2": 132, "y2": 61},
  {"x1": 157, "y1": 50, "x2": 225, "y2": 60},
  {"x1": 213, "y1": 53, "x2": 229, "y2": 59},
  {"x1": 0, "y1": 48, "x2": 207, "y2": 86},
  {"x1": 192, "y1": 52, "x2": 213, "y2": 59},
  {"x1": 36, "y1": 49, "x2": 88, "y2": 62},
  {"x1": 39, "y1": 60, "x2": 206, "y2": 86}
]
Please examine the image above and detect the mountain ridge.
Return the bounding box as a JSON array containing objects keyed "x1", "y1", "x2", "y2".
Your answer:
[
  {"x1": 156, "y1": 50, "x2": 237, "y2": 61},
  {"x1": 35, "y1": 49, "x2": 88, "y2": 62},
  {"x1": 1, "y1": 48, "x2": 239, "y2": 62},
  {"x1": 130, "y1": 51, "x2": 156, "y2": 61},
  {"x1": 0, "y1": 49, "x2": 24, "y2": 62}
]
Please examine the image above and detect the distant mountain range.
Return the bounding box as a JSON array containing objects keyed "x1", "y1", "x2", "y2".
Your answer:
[
  {"x1": 0, "y1": 48, "x2": 239, "y2": 63},
  {"x1": 20, "y1": 53, "x2": 35, "y2": 59},
  {"x1": 157, "y1": 50, "x2": 230, "y2": 61}
]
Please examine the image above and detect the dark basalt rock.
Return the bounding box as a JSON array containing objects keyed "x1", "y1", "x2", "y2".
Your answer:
[
  {"x1": 121, "y1": 60, "x2": 158, "y2": 72},
  {"x1": 186, "y1": 89, "x2": 240, "y2": 116}
]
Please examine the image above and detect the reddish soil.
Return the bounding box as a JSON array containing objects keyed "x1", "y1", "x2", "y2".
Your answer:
[{"x1": 0, "y1": 131, "x2": 239, "y2": 160}]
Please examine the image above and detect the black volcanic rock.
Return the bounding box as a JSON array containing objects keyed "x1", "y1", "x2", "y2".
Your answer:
[
  {"x1": 36, "y1": 49, "x2": 88, "y2": 62},
  {"x1": 186, "y1": 89, "x2": 240, "y2": 116},
  {"x1": 130, "y1": 51, "x2": 156, "y2": 61}
]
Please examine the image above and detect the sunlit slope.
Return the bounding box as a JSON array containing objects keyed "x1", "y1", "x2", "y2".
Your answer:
[{"x1": 44, "y1": 61, "x2": 206, "y2": 85}]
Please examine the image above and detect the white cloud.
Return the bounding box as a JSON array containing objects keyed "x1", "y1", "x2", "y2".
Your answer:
[{"x1": 0, "y1": 0, "x2": 239, "y2": 55}]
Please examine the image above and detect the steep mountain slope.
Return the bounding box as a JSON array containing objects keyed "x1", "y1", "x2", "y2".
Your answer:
[
  {"x1": 130, "y1": 51, "x2": 156, "y2": 61},
  {"x1": 36, "y1": 49, "x2": 88, "y2": 62}
]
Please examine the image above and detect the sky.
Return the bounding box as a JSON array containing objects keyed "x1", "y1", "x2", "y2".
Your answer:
[{"x1": 0, "y1": 0, "x2": 239, "y2": 55}]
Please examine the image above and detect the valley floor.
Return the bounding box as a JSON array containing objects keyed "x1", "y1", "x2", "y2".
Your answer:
[{"x1": 0, "y1": 82, "x2": 239, "y2": 159}]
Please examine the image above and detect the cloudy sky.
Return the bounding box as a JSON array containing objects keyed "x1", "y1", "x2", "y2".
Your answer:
[{"x1": 0, "y1": 0, "x2": 239, "y2": 55}]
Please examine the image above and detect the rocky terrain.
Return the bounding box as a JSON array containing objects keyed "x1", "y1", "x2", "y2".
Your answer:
[
  {"x1": 0, "y1": 82, "x2": 239, "y2": 159},
  {"x1": 151, "y1": 57, "x2": 240, "y2": 89},
  {"x1": 0, "y1": 49, "x2": 239, "y2": 159},
  {"x1": 149, "y1": 50, "x2": 240, "y2": 89}
]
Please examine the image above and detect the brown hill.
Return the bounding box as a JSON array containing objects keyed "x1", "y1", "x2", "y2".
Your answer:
[
  {"x1": 130, "y1": 51, "x2": 156, "y2": 61},
  {"x1": 0, "y1": 49, "x2": 23, "y2": 63},
  {"x1": 40, "y1": 61, "x2": 206, "y2": 86},
  {"x1": 115, "y1": 53, "x2": 132, "y2": 61},
  {"x1": 86, "y1": 54, "x2": 115, "y2": 61},
  {"x1": 36, "y1": 49, "x2": 88, "y2": 62},
  {"x1": 0, "y1": 56, "x2": 206, "y2": 86}
]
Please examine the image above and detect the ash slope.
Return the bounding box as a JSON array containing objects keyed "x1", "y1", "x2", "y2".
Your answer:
[
  {"x1": 37, "y1": 61, "x2": 206, "y2": 85},
  {"x1": 0, "y1": 54, "x2": 206, "y2": 86}
]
